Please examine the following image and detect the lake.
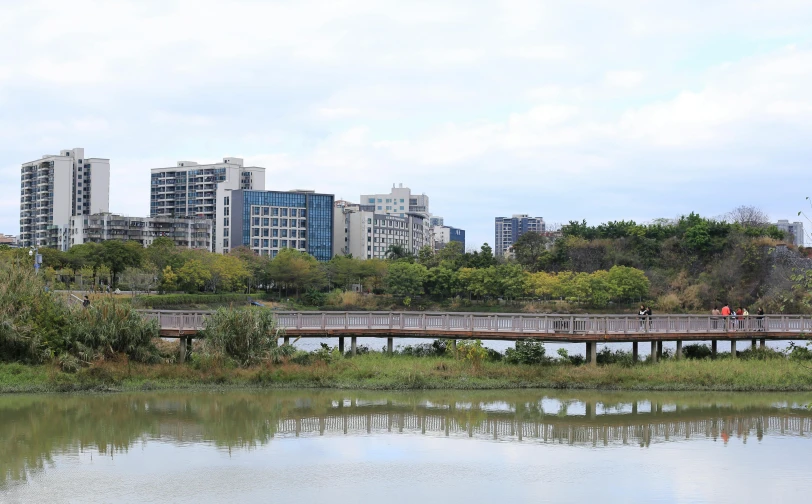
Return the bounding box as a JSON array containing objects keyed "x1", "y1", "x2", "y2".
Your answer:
[{"x1": 1, "y1": 389, "x2": 811, "y2": 503}]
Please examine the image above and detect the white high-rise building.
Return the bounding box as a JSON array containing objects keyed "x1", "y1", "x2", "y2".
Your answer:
[
  {"x1": 360, "y1": 184, "x2": 430, "y2": 218},
  {"x1": 494, "y1": 214, "x2": 545, "y2": 256},
  {"x1": 19, "y1": 148, "x2": 110, "y2": 249},
  {"x1": 334, "y1": 201, "x2": 430, "y2": 259},
  {"x1": 150, "y1": 157, "x2": 265, "y2": 250},
  {"x1": 775, "y1": 220, "x2": 805, "y2": 247}
]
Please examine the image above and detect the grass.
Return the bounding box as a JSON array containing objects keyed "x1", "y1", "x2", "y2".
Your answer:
[{"x1": 2, "y1": 354, "x2": 812, "y2": 393}]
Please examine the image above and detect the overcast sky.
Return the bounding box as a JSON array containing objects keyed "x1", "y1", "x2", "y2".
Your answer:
[{"x1": 2, "y1": 0, "x2": 811, "y2": 248}]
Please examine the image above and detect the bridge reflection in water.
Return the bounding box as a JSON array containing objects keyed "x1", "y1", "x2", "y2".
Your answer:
[{"x1": 3, "y1": 391, "x2": 812, "y2": 487}]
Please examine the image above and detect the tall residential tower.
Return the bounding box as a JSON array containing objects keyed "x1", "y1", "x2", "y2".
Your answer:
[
  {"x1": 19, "y1": 148, "x2": 110, "y2": 249},
  {"x1": 494, "y1": 214, "x2": 545, "y2": 256}
]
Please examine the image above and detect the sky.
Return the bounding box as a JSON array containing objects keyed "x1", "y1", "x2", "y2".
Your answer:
[{"x1": 2, "y1": 0, "x2": 812, "y2": 249}]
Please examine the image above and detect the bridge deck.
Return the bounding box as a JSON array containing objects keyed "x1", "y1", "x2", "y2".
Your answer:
[{"x1": 143, "y1": 310, "x2": 812, "y2": 342}]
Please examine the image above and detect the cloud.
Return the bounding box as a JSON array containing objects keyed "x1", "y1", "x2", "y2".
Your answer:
[{"x1": 1, "y1": 1, "x2": 812, "y2": 248}]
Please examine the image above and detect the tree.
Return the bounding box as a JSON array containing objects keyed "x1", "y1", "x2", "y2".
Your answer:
[
  {"x1": 177, "y1": 259, "x2": 212, "y2": 292},
  {"x1": 99, "y1": 240, "x2": 143, "y2": 287},
  {"x1": 425, "y1": 266, "x2": 457, "y2": 298},
  {"x1": 385, "y1": 262, "x2": 427, "y2": 297},
  {"x1": 727, "y1": 205, "x2": 769, "y2": 228},
  {"x1": 606, "y1": 265, "x2": 650, "y2": 301},
  {"x1": 511, "y1": 232, "x2": 549, "y2": 272},
  {"x1": 385, "y1": 244, "x2": 414, "y2": 262},
  {"x1": 267, "y1": 248, "x2": 325, "y2": 296}
]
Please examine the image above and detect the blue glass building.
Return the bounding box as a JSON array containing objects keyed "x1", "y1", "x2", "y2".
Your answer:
[{"x1": 228, "y1": 189, "x2": 334, "y2": 261}]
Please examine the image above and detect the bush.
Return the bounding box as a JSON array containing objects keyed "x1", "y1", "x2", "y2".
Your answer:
[
  {"x1": 399, "y1": 340, "x2": 448, "y2": 357},
  {"x1": 788, "y1": 342, "x2": 812, "y2": 361},
  {"x1": 505, "y1": 340, "x2": 550, "y2": 365},
  {"x1": 137, "y1": 293, "x2": 271, "y2": 309},
  {"x1": 200, "y1": 308, "x2": 284, "y2": 367},
  {"x1": 683, "y1": 344, "x2": 713, "y2": 360},
  {"x1": 595, "y1": 348, "x2": 635, "y2": 367}
]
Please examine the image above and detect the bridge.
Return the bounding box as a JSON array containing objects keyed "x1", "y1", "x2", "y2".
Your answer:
[{"x1": 141, "y1": 310, "x2": 812, "y2": 364}]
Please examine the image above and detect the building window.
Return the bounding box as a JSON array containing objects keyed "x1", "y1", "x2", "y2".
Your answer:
[
  {"x1": 272, "y1": 208, "x2": 279, "y2": 216},
  {"x1": 262, "y1": 218, "x2": 269, "y2": 226},
  {"x1": 281, "y1": 240, "x2": 288, "y2": 247},
  {"x1": 272, "y1": 218, "x2": 278, "y2": 226},
  {"x1": 281, "y1": 229, "x2": 288, "y2": 237},
  {"x1": 273, "y1": 229, "x2": 279, "y2": 237},
  {"x1": 262, "y1": 207, "x2": 269, "y2": 216},
  {"x1": 281, "y1": 219, "x2": 288, "y2": 226},
  {"x1": 290, "y1": 209, "x2": 297, "y2": 217},
  {"x1": 272, "y1": 239, "x2": 278, "y2": 247}
]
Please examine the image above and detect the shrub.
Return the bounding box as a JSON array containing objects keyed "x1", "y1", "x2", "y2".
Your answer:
[
  {"x1": 683, "y1": 344, "x2": 713, "y2": 360},
  {"x1": 505, "y1": 340, "x2": 550, "y2": 365},
  {"x1": 399, "y1": 340, "x2": 448, "y2": 357},
  {"x1": 200, "y1": 308, "x2": 284, "y2": 367},
  {"x1": 595, "y1": 348, "x2": 635, "y2": 367}
]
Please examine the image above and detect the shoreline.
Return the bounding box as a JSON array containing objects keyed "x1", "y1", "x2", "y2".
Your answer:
[{"x1": 2, "y1": 357, "x2": 812, "y2": 394}]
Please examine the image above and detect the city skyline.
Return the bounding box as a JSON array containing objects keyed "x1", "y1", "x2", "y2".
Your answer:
[{"x1": 2, "y1": 1, "x2": 812, "y2": 249}]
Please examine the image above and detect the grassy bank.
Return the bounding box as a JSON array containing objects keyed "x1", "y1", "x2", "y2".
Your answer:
[{"x1": 2, "y1": 356, "x2": 812, "y2": 394}]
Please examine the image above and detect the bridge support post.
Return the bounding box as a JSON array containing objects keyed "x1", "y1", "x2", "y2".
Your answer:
[
  {"x1": 284, "y1": 335, "x2": 290, "y2": 346},
  {"x1": 387, "y1": 337, "x2": 393, "y2": 355},
  {"x1": 351, "y1": 337, "x2": 357, "y2": 356},
  {"x1": 632, "y1": 342, "x2": 638, "y2": 363},
  {"x1": 186, "y1": 337, "x2": 193, "y2": 361},
  {"x1": 179, "y1": 337, "x2": 187, "y2": 364},
  {"x1": 657, "y1": 341, "x2": 663, "y2": 360},
  {"x1": 586, "y1": 341, "x2": 597, "y2": 365},
  {"x1": 759, "y1": 339, "x2": 765, "y2": 349},
  {"x1": 339, "y1": 337, "x2": 345, "y2": 354},
  {"x1": 451, "y1": 339, "x2": 457, "y2": 356},
  {"x1": 675, "y1": 340, "x2": 682, "y2": 360},
  {"x1": 751, "y1": 339, "x2": 757, "y2": 350},
  {"x1": 731, "y1": 340, "x2": 737, "y2": 358},
  {"x1": 711, "y1": 340, "x2": 718, "y2": 358},
  {"x1": 650, "y1": 341, "x2": 658, "y2": 363}
]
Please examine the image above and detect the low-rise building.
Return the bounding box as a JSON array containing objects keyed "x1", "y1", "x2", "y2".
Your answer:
[
  {"x1": 0, "y1": 234, "x2": 18, "y2": 247},
  {"x1": 360, "y1": 183, "x2": 430, "y2": 218},
  {"x1": 216, "y1": 188, "x2": 334, "y2": 261},
  {"x1": 432, "y1": 225, "x2": 465, "y2": 251},
  {"x1": 70, "y1": 213, "x2": 212, "y2": 249}
]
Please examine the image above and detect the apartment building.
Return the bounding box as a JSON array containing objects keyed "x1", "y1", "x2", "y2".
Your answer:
[
  {"x1": 775, "y1": 220, "x2": 805, "y2": 247},
  {"x1": 333, "y1": 202, "x2": 430, "y2": 259},
  {"x1": 494, "y1": 214, "x2": 545, "y2": 256},
  {"x1": 216, "y1": 189, "x2": 334, "y2": 261},
  {"x1": 70, "y1": 213, "x2": 212, "y2": 249},
  {"x1": 19, "y1": 148, "x2": 110, "y2": 249}
]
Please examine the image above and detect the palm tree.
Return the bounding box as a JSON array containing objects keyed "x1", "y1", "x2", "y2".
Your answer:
[{"x1": 385, "y1": 244, "x2": 413, "y2": 261}]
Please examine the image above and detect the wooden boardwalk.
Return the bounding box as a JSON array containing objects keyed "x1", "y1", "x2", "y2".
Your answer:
[{"x1": 141, "y1": 310, "x2": 811, "y2": 363}]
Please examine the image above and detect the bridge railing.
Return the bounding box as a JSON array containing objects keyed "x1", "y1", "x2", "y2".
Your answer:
[{"x1": 139, "y1": 310, "x2": 812, "y2": 336}]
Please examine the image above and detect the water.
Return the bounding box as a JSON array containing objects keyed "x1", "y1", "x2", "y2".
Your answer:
[{"x1": 2, "y1": 390, "x2": 811, "y2": 503}]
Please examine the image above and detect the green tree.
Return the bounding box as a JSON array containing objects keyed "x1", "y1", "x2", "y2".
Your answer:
[
  {"x1": 385, "y1": 262, "x2": 428, "y2": 297},
  {"x1": 511, "y1": 232, "x2": 549, "y2": 272},
  {"x1": 99, "y1": 240, "x2": 143, "y2": 287},
  {"x1": 177, "y1": 259, "x2": 212, "y2": 292},
  {"x1": 606, "y1": 265, "x2": 650, "y2": 301},
  {"x1": 425, "y1": 266, "x2": 457, "y2": 298}
]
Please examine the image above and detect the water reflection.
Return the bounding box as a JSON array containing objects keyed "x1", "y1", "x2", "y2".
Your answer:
[{"x1": 1, "y1": 390, "x2": 811, "y2": 487}]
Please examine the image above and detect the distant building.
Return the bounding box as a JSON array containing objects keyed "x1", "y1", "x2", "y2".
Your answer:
[
  {"x1": 430, "y1": 216, "x2": 444, "y2": 227},
  {"x1": 0, "y1": 234, "x2": 18, "y2": 247},
  {"x1": 775, "y1": 220, "x2": 805, "y2": 247},
  {"x1": 432, "y1": 225, "x2": 465, "y2": 251},
  {"x1": 150, "y1": 157, "x2": 265, "y2": 250},
  {"x1": 494, "y1": 214, "x2": 545, "y2": 256},
  {"x1": 334, "y1": 202, "x2": 430, "y2": 260},
  {"x1": 20, "y1": 148, "x2": 110, "y2": 249},
  {"x1": 360, "y1": 183, "x2": 430, "y2": 218},
  {"x1": 216, "y1": 189, "x2": 334, "y2": 261},
  {"x1": 70, "y1": 213, "x2": 212, "y2": 249}
]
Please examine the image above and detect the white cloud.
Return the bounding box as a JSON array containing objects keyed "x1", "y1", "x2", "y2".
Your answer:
[{"x1": 605, "y1": 70, "x2": 644, "y2": 88}]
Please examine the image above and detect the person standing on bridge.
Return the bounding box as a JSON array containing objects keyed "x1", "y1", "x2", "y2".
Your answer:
[
  {"x1": 638, "y1": 305, "x2": 647, "y2": 330},
  {"x1": 736, "y1": 306, "x2": 744, "y2": 330},
  {"x1": 645, "y1": 305, "x2": 653, "y2": 329},
  {"x1": 757, "y1": 307, "x2": 765, "y2": 331},
  {"x1": 711, "y1": 306, "x2": 721, "y2": 329},
  {"x1": 721, "y1": 304, "x2": 731, "y2": 329}
]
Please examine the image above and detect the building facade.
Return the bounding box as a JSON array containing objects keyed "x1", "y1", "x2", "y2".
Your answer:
[
  {"x1": 494, "y1": 214, "x2": 545, "y2": 256},
  {"x1": 432, "y1": 225, "x2": 465, "y2": 251},
  {"x1": 19, "y1": 148, "x2": 110, "y2": 249},
  {"x1": 70, "y1": 213, "x2": 212, "y2": 249},
  {"x1": 216, "y1": 189, "x2": 334, "y2": 261},
  {"x1": 360, "y1": 184, "x2": 430, "y2": 218},
  {"x1": 334, "y1": 202, "x2": 430, "y2": 260},
  {"x1": 0, "y1": 234, "x2": 18, "y2": 247},
  {"x1": 150, "y1": 157, "x2": 265, "y2": 250},
  {"x1": 775, "y1": 220, "x2": 805, "y2": 247}
]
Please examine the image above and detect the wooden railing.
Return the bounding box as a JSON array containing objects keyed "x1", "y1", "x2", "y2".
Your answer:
[{"x1": 140, "y1": 310, "x2": 812, "y2": 337}]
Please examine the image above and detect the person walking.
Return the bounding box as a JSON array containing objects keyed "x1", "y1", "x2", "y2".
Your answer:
[
  {"x1": 711, "y1": 306, "x2": 721, "y2": 330},
  {"x1": 82, "y1": 295, "x2": 90, "y2": 308},
  {"x1": 757, "y1": 307, "x2": 765, "y2": 331}
]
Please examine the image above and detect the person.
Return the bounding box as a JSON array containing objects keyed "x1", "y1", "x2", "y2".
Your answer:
[
  {"x1": 742, "y1": 307, "x2": 750, "y2": 330},
  {"x1": 645, "y1": 305, "x2": 653, "y2": 330},
  {"x1": 721, "y1": 303, "x2": 732, "y2": 330},
  {"x1": 82, "y1": 295, "x2": 90, "y2": 308},
  {"x1": 735, "y1": 306, "x2": 744, "y2": 330},
  {"x1": 711, "y1": 306, "x2": 721, "y2": 330},
  {"x1": 638, "y1": 304, "x2": 647, "y2": 330},
  {"x1": 757, "y1": 307, "x2": 765, "y2": 331}
]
